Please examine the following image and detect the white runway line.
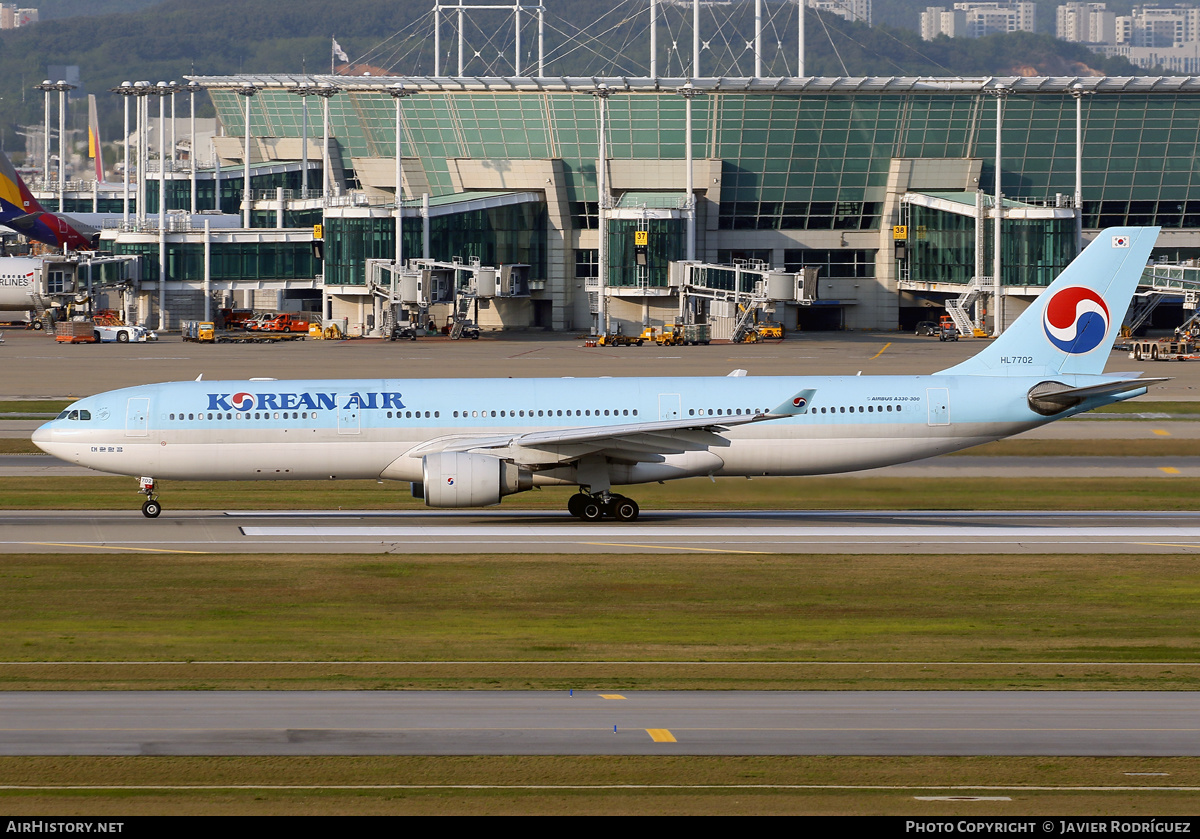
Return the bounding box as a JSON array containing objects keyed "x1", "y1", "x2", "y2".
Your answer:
[{"x1": 241, "y1": 525, "x2": 1200, "y2": 538}]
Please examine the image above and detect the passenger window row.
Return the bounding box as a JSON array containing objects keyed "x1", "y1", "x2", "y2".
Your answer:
[
  {"x1": 452, "y1": 409, "x2": 639, "y2": 419},
  {"x1": 169, "y1": 412, "x2": 312, "y2": 421},
  {"x1": 815, "y1": 404, "x2": 904, "y2": 414},
  {"x1": 688, "y1": 408, "x2": 762, "y2": 417}
]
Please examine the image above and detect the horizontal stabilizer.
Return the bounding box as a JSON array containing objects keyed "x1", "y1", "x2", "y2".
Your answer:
[
  {"x1": 1027, "y1": 377, "x2": 1168, "y2": 416},
  {"x1": 3, "y1": 212, "x2": 42, "y2": 231}
]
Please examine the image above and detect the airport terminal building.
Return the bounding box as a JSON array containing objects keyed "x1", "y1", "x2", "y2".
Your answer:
[{"x1": 59, "y1": 74, "x2": 1200, "y2": 335}]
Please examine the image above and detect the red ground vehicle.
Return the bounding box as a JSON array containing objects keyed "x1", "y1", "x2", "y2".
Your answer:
[
  {"x1": 242, "y1": 313, "x2": 279, "y2": 332},
  {"x1": 261, "y1": 313, "x2": 311, "y2": 333},
  {"x1": 218, "y1": 308, "x2": 255, "y2": 329}
]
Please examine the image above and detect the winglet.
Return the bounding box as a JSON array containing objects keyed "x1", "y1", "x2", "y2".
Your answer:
[{"x1": 767, "y1": 388, "x2": 816, "y2": 417}]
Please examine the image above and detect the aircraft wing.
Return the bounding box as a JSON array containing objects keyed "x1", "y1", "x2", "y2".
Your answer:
[{"x1": 405, "y1": 388, "x2": 815, "y2": 467}]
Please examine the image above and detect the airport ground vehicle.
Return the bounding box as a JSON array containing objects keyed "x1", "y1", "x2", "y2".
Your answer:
[
  {"x1": 262, "y1": 313, "x2": 311, "y2": 333},
  {"x1": 654, "y1": 323, "x2": 710, "y2": 346},
  {"x1": 54, "y1": 321, "x2": 96, "y2": 343},
  {"x1": 388, "y1": 322, "x2": 418, "y2": 341},
  {"x1": 242, "y1": 313, "x2": 279, "y2": 332},
  {"x1": 32, "y1": 228, "x2": 1168, "y2": 521},
  {"x1": 1129, "y1": 337, "x2": 1200, "y2": 360},
  {"x1": 218, "y1": 308, "x2": 255, "y2": 329},
  {"x1": 915, "y1": 321, "x2": 939, "y2": 336},
  {"x1": 597, "y1": 328, "x2": 642, "y2": 347},
  {"x1": 182, "y1": 321, "x2": 307, "y2": 344},
  {"x1": 681, "y1": 324, "x2": 711, "y2": 345},
  {"x1": 656, "y1": 325, "x2": 684, "y2": 346},
  {"x1": 94, "y1": 324, "x2": 156, "y2": 343},
  {"x1": 939, "y1": 323, "x2": 960, "y2": 342}
]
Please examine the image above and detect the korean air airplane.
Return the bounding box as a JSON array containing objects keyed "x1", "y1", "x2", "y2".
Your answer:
[
  {"x1": 34, "y1": 227, "x2": 1162, "y2": 520},
  {"x1": 0, "y1": 149, "x2": 98, "y2": 251}
]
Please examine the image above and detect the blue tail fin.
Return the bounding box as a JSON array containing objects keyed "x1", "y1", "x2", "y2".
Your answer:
[{"x1": 939, "y1": 226, "x2": 1159, "y2": 377}]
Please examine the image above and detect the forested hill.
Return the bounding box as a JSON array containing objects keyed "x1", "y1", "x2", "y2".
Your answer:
[{"x1": 0, "y1": 0, "x2": 1149, "y2": 154}]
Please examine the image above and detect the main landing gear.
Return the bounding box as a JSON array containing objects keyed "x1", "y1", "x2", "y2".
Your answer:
[
  {"x1": 138, "y1": 476, "x2": 161, "y2": 518},
  {"x1": 567, "y1": 491, "x2": 639, "y2": 522}
]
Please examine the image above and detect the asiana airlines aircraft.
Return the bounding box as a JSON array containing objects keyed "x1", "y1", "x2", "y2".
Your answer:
[
  {"x1": 0, "y1": 149, "x2": 98, "y2": 252},
  {"x1": 34, "y1": 226, "x2": 1163, "y2": 521}
]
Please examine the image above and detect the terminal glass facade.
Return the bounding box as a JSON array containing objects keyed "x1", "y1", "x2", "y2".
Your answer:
[
  {"x1": 906, "y1": 203, "x2": 1075, "y2": 287},
  {"x1": 110, "y1": 240, "x2": 316, "y2": 283},
  {"x1": 210, "y1": 88, "x2": 1200, "y2": 235},
  {"x1": 606, "y1": 218, "x2": 686, "y2": 288}
]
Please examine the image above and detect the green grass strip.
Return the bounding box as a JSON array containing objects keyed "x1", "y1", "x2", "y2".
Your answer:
[{"x1": 0, "y1": 475, "x2": 1196, "y2": 511}]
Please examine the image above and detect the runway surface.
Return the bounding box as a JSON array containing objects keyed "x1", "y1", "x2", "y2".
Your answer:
[
  {"x1": 4, "y1": 508, "x2": 1200, "y2": 554},
  {"x1": 3, "y1": 690, "x2": 1197, "y2": 756}
]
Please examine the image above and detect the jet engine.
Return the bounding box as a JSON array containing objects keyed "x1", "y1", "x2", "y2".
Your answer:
[{"x1": 421, "y1": 451, "x2": 533, "y2": 507}]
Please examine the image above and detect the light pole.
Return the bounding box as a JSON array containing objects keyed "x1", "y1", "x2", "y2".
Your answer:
[
  {"x1": 313, "y1": 83, "x2": 339, "y2": 324},
  {"x1": 290, "y1": 82, "x2": 316, "y2": 196},
  {"x1": 589, "y1": 83, "x2": 613, "y2": 337},
  {"x1": 110, "y1": 81, "x2": 136, "y2": 226},
  {"x1": 387, "y1": 84, "x2": 417, "y2": 275},
  {"x1": 154, "y1": 81, "x2": 176, "y2": 332},
  {"x1": 187, "y1": 81, "x2": 201, "y2": 214},
  {"x1": 678, "y1": 82, "x2": 701, "y2": 263},
  {"x1": 55, "y1": 81, "x2": 76, "y2": 213},
  {"x1": 984, "y1": 83, "x2": 1011, "y2": 337},
  {"x1": 235, "y1": 84, "x2": 257, "y2": 228},
  {"x1": 313, "y1": 83, "x2": 339, "y2": 204},
  {"x1": 168, "y1": 80, "x2": 178, "y2": 170},
  {"x1": 132, "y1": 81, "x2": 153, "y2": 225},
  {"x1": 1070, "y1": 83, "x2": 1093, "y2": 255},
  {"x1": 33, "y1": 80, "x2": 54, "y2": 194},
  {"x1": 34, "y1": 80, "x2": 75, "y2": 210}
]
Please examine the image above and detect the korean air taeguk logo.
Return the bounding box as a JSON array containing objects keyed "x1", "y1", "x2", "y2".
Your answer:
[
  {"x1": 1043, "y1": 286, "x2": 1111, "y2": 354},
  {"x1": 230, "y1": 392, "x2": 255, "y2": 410}
]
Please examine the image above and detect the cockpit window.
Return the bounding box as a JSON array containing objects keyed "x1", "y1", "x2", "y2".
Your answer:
[{"x1": 59, "y1": 410, "x2": 91, "y2": 421}]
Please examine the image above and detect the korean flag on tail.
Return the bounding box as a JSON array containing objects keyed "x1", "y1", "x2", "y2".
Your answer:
[{"x1": 1112, "y1": 234, "x2": 1131, "y2": 248}]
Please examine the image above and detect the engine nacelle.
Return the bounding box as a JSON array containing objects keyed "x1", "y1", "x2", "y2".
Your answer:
[{"x1": 421, "y1": 451, "x2": 533, "y2": 507}]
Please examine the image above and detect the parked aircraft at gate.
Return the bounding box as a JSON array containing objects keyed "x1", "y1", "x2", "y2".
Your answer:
[
  {"x1": 0, "y1": 149, "x2": 98, "y2": 251},
  {"x1": 34, "y1": 227, "x2": 1163, "y2": 520}
]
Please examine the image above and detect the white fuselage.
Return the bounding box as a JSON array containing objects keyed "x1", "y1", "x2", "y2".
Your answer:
[{"x1": 32, "y1": 372, "x2": 1099, "y2": 488}]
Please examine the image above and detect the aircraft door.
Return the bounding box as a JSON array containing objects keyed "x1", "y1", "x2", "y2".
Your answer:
[
  {"x1": 125, "y1": 397, "x2": 150, "y2": 437},
  {"x1": 658, "y1": 393, "x2": 681, "y2": 420},
  {"x1": 926, "y1": 388, "x2": 950, "y2": 426},
  {"x1": 338, "y1": 396, "x2": 361, "y2": 435}
]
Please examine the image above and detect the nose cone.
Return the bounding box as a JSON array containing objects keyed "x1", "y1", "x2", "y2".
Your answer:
[{"x1": 31, "y1": 421, "x2": 54, "y2": 453}]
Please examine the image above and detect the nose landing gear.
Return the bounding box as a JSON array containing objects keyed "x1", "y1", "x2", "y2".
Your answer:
[
  {"x1": 138, "y1": 477, "x2": 161, "y2": 518},
  {"x1": 567, "y1": 491, "x2": 639, "y2": 522}
]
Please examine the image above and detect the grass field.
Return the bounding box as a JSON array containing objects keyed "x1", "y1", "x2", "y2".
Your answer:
[
  {"x1": 2, "y1": 549, "x2": 1199, "y2": 814},
  {"x1": 0, "y1": 474, "x2": 1197, "y2": 512},
  {"x1": 3, "y1": 551, "x2": 1198, "y2": 691},
  {"x1": 1, "y1": 756, "x2": 1197, "y2": 815}
]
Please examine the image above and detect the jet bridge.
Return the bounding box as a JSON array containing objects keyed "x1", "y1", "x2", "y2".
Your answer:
[
  {"x1": 668, "y1": 259, "x2": 822, "y2": 341},
  {"x1": 368, "y1": 256, "x2": 531, "y2": 338}
]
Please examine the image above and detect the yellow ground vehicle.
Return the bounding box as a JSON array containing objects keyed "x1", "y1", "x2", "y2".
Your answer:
[
  {"x1": 597, "y1": 325, "x2": 644, "y2": 347},
  {"x1": 757, "y1": 321, "x2": 784, "y2": 339},
  {"x1": 656, "y1": 325, "x2": 684, "y2": 346},
  {"x1": 182, "y1": 321, "x2": 215, "y2": 343}
]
